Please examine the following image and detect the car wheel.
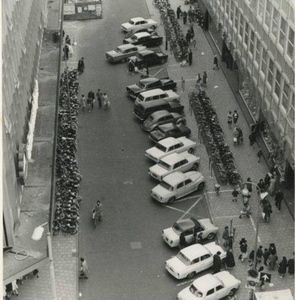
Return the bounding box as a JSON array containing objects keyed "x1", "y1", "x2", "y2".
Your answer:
[
  {"x1": 120, "y1": 58, "x2": 127, "y2": 63},
  {"x1": 198, "y1": 182, "x2": 205, "y2": 191},
  {"x1": 191, "y1": 163, "x2": 199, "y2": 170},
  {"x1": 151, "y1": 25, "x2": 156, "y2": 30},
  {"x1": 160, "y1": 59, "x2": 166, "y2": 64},
  {"x1": 228, "y1": 289, "x2": 237, "y2": 297},
  {"x1": 188, "y1": 148, "x2": 194, "y2": 154},
  {"x1": 207, "y1": 233, "x2": 216, "y2": 240},
  {"x1": 187, "y1": 272, "x2": 195, "y2": 279},
  {"x1": 167, "y1": 197, "x2": 175, "y2": 204}
]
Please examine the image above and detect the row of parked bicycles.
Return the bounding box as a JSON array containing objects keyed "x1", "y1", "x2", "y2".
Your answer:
[
  {"x1": 190, "y1": 90, "x2": 241, "y2": 185},
  {"x1": 52, "y1": 69, "x2": 82, "y2": 235}
]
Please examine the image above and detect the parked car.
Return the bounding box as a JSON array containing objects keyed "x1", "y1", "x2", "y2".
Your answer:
[
  {"x1": 125, "y1": 27, "x2": 156, "y2": 38},
  {"x1": 149, "y1": 152, "x2": 200, "y2": 181},
  {"x1": 135, "y1": 89, "x2": 180, "y2": 106},
  {"x1": 121, "y1": 17, "x2": 157, "y2": 33},
  {"x1": 141, "y1": 110, "x2": 185, "y2": 132},
  {"x1": 151, "y1": 171, "x2": 205, "y2": 204},
  {"x1": 165, "y1": 242, "x2": 226, "y2": 280},
  {"x1": 133, "y1": 100, "x2": 184, "y2": 121},
  {"x1": 145, "y1": 137, "x2": 196, "y2": 162},
  {"x1": 123, "y1": 32, "x2": 163, "y2": 48},
  {"x1": 129, "y1": 50, "x2": 168, "y2": 69},
  {"x1": 126, "y1": 77, "x2": 177, "y2": 100},
  {"x1": 162, "y1": 217, "x2": 218, "y2": 248},
  {"x1": 105, "y1": 44, "x2": 146, "y2": 63},
  {"x1": 177, "y1": 271, "x2": 241, "y2": 300},
  {"x1": 149, "y1": 123, "x2": 191, "y2": 143}
]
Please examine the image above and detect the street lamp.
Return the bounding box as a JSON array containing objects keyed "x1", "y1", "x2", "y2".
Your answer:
[{"x1": 32, "y1": 224, "x2": 57, "y2": 300}]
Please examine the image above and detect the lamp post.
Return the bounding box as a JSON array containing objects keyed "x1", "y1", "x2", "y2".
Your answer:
[{"x1": 32, "y1": 224, "x2": 57, "y2": 300}]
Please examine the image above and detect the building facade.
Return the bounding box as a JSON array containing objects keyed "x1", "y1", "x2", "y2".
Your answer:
[
  {"x1": 200, "y1": 0, "x2": 294, "y2": 187},
  {"x1": 2, "y1": 0, "x2": 47, "y2": 247}
]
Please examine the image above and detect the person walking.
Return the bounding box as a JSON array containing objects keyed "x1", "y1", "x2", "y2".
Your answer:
[
  {"x1": 262, "y1": 201, "x2": 272, "y2": 222},
  {"x1": 268, "y1": 175, "x2": 276, "y2": 196},
  {"x1": 186, "y1": 31, "x2": 191, "y2": 44},
  {"x1": 278, "y1": 257, "x2": 288, "y2": 278},
  {"x1": 87, "y1": 90, "x2": 95, "y2": 112},
  {"x1": 128, "y1": 60, "x2": 135, "y2": 74},
  {"x1": 232, "y1": 188, "x2": 239, "y2": 202},
  {"x1": 239, "y1": 202, "x2": 251, "y2": 218},
  {"x1": 183, "y1": 11, "x2": 188, "y2": 25},
  {"x1": 181, "y1": 76, "x2": 185, "y2": 93},
  {"x1": 246, "y1": 177, "x2": 253, "y2": 193},
  {"x1": 264, "y1": 173, "x2": 271, "y2": 188},
  {"x1": 248, "y1": 250, "x2": 255, "y2": 266},
  {"x1": 249, "y1": 131, "x2": 256, "y2": 149},
  {"x1": 65, "y1": 34, "x2": 71, "y2": 45},
  {"x1": 269, "y1": 243, "x2": 277, "y2": 256},
  {"x1": 188, "y1": 49, "x2": 193, "y2": 66},
  {"x1": 222, "y1": 226, "x2": 230, "y2": 247},
  {"x1": 275, "y1": 189, "x2": 284, "y2": 210},
  {"x1": 233, "y1": 127, "x2": 239, "y2": 145},
  {"x1": 257, "y1": 179, "x2": 266, "y2": 193},
  {"x1": 176, "y1": 5, "x2": 182, "y2": 19},
  {"x1": 202, "y1": 71, "x2": 208, "y2": 87},
  {"x1": 196, "y1": 73, "x2": 202, "y2": 89},
  {"x1": 63, "y1": 45, "x2": 69, "y2": 60},
  {"x1": 80, "y1": 94, "x2": 86, "y2": 111},
  {"x1": 237, "y1": 127, "x2": 244, "y2": 144},
  {"x1": 77, "y1": 57, "x2": 85, "y2": 74},
  {"x1": 227, "y1": 111, "x2": 233, "y2": 129},
  {"x1": 233, "y1": 110, "x2": 239, "y2": 124},
  {"x1": 256, "y1": 245, "x2": 263, "y2": 264},
  {"x1": 224, "y1": 249, "x2": 235, "y2": 270},
  {"x1": 213, "y1": 55, "x2": 219, "y2": 69},
  {"x1": 96, "y1": 89, "x2": 103, "y2": 108},
  {"x1": 287, "y1": 252, "x2": 294, "y2": 278},
  {"x1": 267, "y1": 253, "x2": 277, "y2": 271},
  {"x1": 212, "y1": 251, "x2": 222, "y2": 273},
  {"x1": 92, "y1": 200, "x2": 103, "y2": 224},
  {"x1": 79, "y1": 258, "x2": 89, "y2": 279},
  {"x1": 103, "y1": 92, "x2": 110, "y2": 110},
  {"x1": 257, "y1": 148, "x2": 263, "y2": 163},
  {"x1": 239, "y1": 238, "x2": 248, "y2": 262}
]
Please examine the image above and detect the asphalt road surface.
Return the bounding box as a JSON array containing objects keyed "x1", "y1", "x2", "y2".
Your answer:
[{"x1": 75, "y1": 0, "x2": 211, "y2": 299}]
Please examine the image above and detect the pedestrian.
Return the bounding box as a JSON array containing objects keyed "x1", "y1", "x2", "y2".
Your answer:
[
  {"x1": 278, "y1": 257, "x2": 288, "y2": 278},
  {"x1": 262, "y1": 200, "x2": 272, "y2": 222},
  {"x1": 79, "y1": 258, "x2": 89, "y2": 279},
  {"x1": 32, "y1": 269, "x2": 39, "y2": 278},
  {"x1": 233, "y1": 127, "x2": 239, "y2": 145},
  {"x1": 239, "y1": 238, "x2": 248, "y2": 262},
  {"x1": 128, "y1": 60, "x2": 135, "y2": 74},
  {"x1": 67, "y1": 44, "x2": 73, "y2": 57},
  {"x1": 257, "y1": 148, "x2": 263, "y2": 163},
  {"x1": 12, "y1": 280, "x2": 19, "y2": 296},
  {"x1": 233, "y1": 110, "x2": 239, "y2": 124},
  {"x1": 87, "y1": 90, "x2": 95, "y2": 112},
  {"x1": 77, "y1": 57, "x2": 85, "y2": 74},
  {"x1": 263, "y1": 248, "x2": 270, "y2": 266},
  {"x1": 96, "y1": 89, "x2": 102, "y2": 108},
  {"x1": 196, "y1": 73, "x2": 202, "y2": 89},
  {"x1": 189, "y1": 23, "x2": 194, "y2": 36},
  {"x1": 239, "y1": 202, "x2": 251, "y2": 218},
  {"x1": 249, "y1": 131, "x2": 256, "y2": 148},
  {"x1": 275, "y1": 189, "x2": 284, "y2": 210},
  {"x1": 227, "y1": 111, "x2": 233, "y2": 129},
  {"x1": 256, "y1": 245, "x2": 263, "y2": 264},
  {"x1": 212, "y1": 251, "x2": 222, "y2": 273},
  {"x1": 144, "y1": 65, "x2": 149, "y2": 77},
  {"x1": 222, "y1": 226, "x2": 230, "y2": 247},
  {"x1": 258, "y1": 266, "x2": 266, "y2": 290},
  {"x1": 63, "y1": 44, "x2": 69, "y2": 60},
  {"x1": 102, "y1": 92, "x2": 110, "y2": 110},
  {"x1": 264, "y1": 173, "x2": 271, "y2": 188},
  {"x1": 202, "y1": 71, "x2": 208, "y2": 87},
  {"x1": 65, "y1": 34, "x2": 71, "y2": 45},
  {"x1": 188, "y1": 48, "x2": 192, "y2": 65},
  {"x1": 237, "y1": 127, "x2": 244, "y2": 144},
  {"x1": 181, "y1": 76, "x2": 185, "y2": 93},
  {"x1": 267, "y1": 253, "x2": 277, "y2": 271},
  {"x1": 179, "y1": 232, "x2": 187, "y2": 249},
  {"x1": 186, "y1": 31, "x2": 191, "y2": 44},
  {"x1": 257, "y1": 179, "x2": 266, "y2": 193},
  {"x1": 268, "y1": 175, "x2": 276, "y2": 196},
  {"x1": 183, "y1": 11, "x2": 188, "y2": 25},
  {"x1": 232, "y1": 188, "x2": 239, "y2": 202},
  {"x1": 224, "y1": 249, "x2": 235, "y2": 270},
  {"x1": 269, "y1": 243, "x2": 277, "y2": 256},
  {"x1": 287, "y1": 252, "x2": 294, "y2": 278},
  {"x1": 80, "y1": 94, "x2": 86, "y2": 111},
  {"x1": 176, "y1": 5, "x2": 182, "y2": 19},
  {"x1": 248, "y1": 250, "x2": 255, "y2": 266},
  {"x1": 213, "y1": 55, "x2": 219, "y2": 69},
  {"x1": 246, "y1": 177, "x2": 253, "y2": 193}
]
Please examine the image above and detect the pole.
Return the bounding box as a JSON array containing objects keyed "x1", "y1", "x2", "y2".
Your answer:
[{"x1": 47, "y1": 233, "x2": 58, "y2": 300}]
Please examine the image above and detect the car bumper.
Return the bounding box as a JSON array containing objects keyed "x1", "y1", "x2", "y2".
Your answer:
[
  {"x1": 150, "y1": 191, "x2": 166, "y2": 203},
  {"x1": 105, "y1": 55, "x2": 115, "y2": 63},
  {"x1": 133, "y1": 111, "x2": 144, "y2": 121},
  {"x1": 166, "y1": 265, "x2": 182, "y2": 279},
  {"x1": 121, "y1": 26, "x2": 129, "y2": 32},
  {"x1": 162, "y1": 234, "x2": 176, "y2": 247},
  {"x1": 148, "y1": 171, "x2": 162, "y2": 181},
  {"x1": 145, "y1": 153, "x2": 158, "y2": 162},
  {"x1": 126, "y1": 91, "x2": 137, "y2": 100}
]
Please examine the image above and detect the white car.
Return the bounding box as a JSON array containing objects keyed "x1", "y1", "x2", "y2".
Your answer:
[
  {"x1": 121, "y1": 17, "x2": 157, "y2": 33},
  {"x1": 149, "y1": 152, "x2": 200, "y2": 181},
  {"x1": 145, "y1": 137, "x2": 196, "y2": 163},
  {"x1": 177, "y1": 271, "x2": 241, "y2": 300},
  {"x1": 165, "y1": 242, "x2": 226, "y2": 280},
  {"x1": 135, "y1": 89, "x2": 180, "y2": 107},
  {"x1": 151, "y1": 171, "x2": 205, "y2": 204},
  {"x1": 105, "y1": 44, "x2": 146, "y2": 63},
  {"x1": 162, "y1": 217, "x2": 218, "y2": 248}
]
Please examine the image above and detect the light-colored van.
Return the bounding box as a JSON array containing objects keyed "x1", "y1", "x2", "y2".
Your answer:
[{"x1": 135, "y1": 88, "x2": 180, "y2": 106}]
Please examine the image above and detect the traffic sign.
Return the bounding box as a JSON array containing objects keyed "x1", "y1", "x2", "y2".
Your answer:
[{"x1": 260, "y1": 272, "x2": 271, "y2": 283}]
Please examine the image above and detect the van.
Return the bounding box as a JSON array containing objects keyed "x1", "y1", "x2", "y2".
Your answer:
[
  {"x1": 133, "y1": 99, "x2": 184, "y2": 121},
  {"x1": 134, "y1": 88, "x2": 180, "y2": 106}
]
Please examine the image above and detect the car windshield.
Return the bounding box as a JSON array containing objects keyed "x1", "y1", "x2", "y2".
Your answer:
[
  {"x1": 159, "y1": 181, "x2": 173, "y2": 191},
  {"x1": 138, "y1": 81, "x2": 146, "y2": 88},
  {"x1": 115, "y1": 47, "x2": 123, "y2": 53},
  {"x1": 189, "y1": 285, "x2": 203, "y2": 297},
  {"x1": 154, "y1": 143, "x2": 167, "y2": 152},
  {"x1": 137, "y1": 94, "x2": 145, "y2": 101},
  {"x1": 129, "y1": 20, "x2": 135, "y2": 25},
  {"x1": 158, "y1": 160, "x2": 171, "y2": 170},
  {"x1": 176, "y1": 252, "x2": 191, "y2": 266},
  {"x1": 172, "y1": 223, "x2": 183, "y2": 234},
  {"x1": 131, "y1": 35, "x2": 137, "y2": 41}
]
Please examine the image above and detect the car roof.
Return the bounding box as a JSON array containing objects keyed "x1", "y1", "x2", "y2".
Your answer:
[
  {"x1": 158, "y1": 123, "x2": 176, "y2": 131},
  {"x1": 163, "y1": 171, "x2": 186, "y2": 185},
  {"x1": 181, "y1": 244, "x2": 210, "y2": 261},
  {"x1": 139, "y1": 89, "x2": 165, "y2": 97},
  {"x1": 130, "y1": 17, "x2": 145, "y2": 22},
  {"x1": 193, "y1": 274, "x2": 222, "y2": 292},
  {"x1": 161, "y1": 152, "x2": 184, "y2": 165},
  {"x1": 138, "y1": 50, "x2": 155, "y2": 55},
  {"x1": 158, "y1": 137, "x2": 178, "y2": 147},
  {"x1": 117, "y1": 44, "x2": 138, "y2": 50},
  {"x1": 138, "y1": 99, "x2": 168, "y2": 108},
  {"x1": 176, "y1": 217, "x2": 201, "y2": 231},
  {"x1": 133, "y1": 32, "x2": 150, "y2": 38},
  {"x1": 139, "y1": 77, "x2": 158, "y2": 84}
]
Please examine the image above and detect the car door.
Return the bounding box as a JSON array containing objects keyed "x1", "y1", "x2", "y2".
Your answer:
[
  {"x1": 173, "y1": 142, "x2": 184, "y2": 153},
  {"x1": 200, "y1": 254, "x2": 212, "y2": 271},
  {"x1": 145, "y1": 54, "x2": 155, "y2": 65},
  {"x1": 182, "y1": 178, "x2": 193, "y2": 195},
  {"x1": 184, "y1": 228, "x2": 194, "y2": 244},
  {"x1": 178, "y1": 158, "x2": 189, "y2": 172},
  {"x1": 189, "y1": 256, "x2": 202, "y2": 274},
  {"x1": 175, "y1": 181, "x2": 186, "y2": 198},
  {"x1": 205, "y1": 288, "x2": 217, "y2": 300},
  {"x1": 214, "y1": 285, "x2": 227, "y2": 299}
]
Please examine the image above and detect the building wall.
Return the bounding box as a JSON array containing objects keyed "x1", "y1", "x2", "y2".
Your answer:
[
  {"x1": 2, "y1": 0, "x2": 47, "y2": 246},
  {"x1": 202, "y1": 0, "x2": 295, "y2": 176}
]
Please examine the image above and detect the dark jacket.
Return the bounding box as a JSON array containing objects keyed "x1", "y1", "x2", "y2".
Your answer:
[
  {"x1": 288, "y1": 258, "x2": 294, "y2": 274},
  {"x1": 278, "y1": 258, "x2": 288, "y2": 274},
  {"x1": 224, "y1": 251, "x2": 235, "y2": 268},
  {"x1": 213, "y1": 254, "x2": 222, "y2": 273}
]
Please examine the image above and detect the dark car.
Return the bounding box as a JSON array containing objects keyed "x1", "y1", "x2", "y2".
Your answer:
[
  {"x1": 125, "y1": 27, "x2": 156, "y2": 38},
  {"x1": 126, "y1": 77, "x2": 177, "y2": 100},
  {"x1": 123, "y1": 32, "x2": 163, "y2": 48},
  {"x1": 129, "y1": 50, "x2": 168, "y2": 69},
  {"x1": 149, "y1": 123, "x2": 191, "y2": 143}
]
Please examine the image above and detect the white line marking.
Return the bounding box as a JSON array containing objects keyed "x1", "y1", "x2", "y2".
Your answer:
[
  {"x1": 250, "y1": 216, "x2": 261, "y2": 243},
  {"x1": 178, "y1": 196, "x2": 203, "y2": 221},
  {"x1": 207, "y1": 190, "x2": 233, "y2": 194},
  {"x1": 164, "y1": 206, "x2": 186, "y2": 213}
]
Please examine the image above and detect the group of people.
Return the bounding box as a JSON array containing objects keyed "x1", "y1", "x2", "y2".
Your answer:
[
  {"x1": 195, "y1": 71, "x2": 208, "y2": 89},
  {"x1": 80, "y1": 90, "x2": 110, "y2": 112}
]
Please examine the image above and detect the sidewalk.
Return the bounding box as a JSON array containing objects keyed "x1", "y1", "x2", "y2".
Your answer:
[{"x1": 146, "y1": 1, "x2": 294, "y2": 298}]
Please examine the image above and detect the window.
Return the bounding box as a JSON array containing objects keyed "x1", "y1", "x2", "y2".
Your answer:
[
  {"x1": 258, "y1": 0, "x2": 265, "y2": 19},
  {"x1": 229, "y1": 1, "x2": 234, "y2": 22},
  {"x1": 225, "y1": 0, "x2": 229, "y2": 16},
  {"x1": 239, "y1": 15, "x2": 244, "y2": 38},
  {"x1": 287, "y1": 28, "x2": 294, "y2": 60},
  {"x1": 267, "y1": 59, "x2": 274, "y2": 86},
  {"x1": 244, "y1": 23, "x2": 249, "y2": 46},
  {"x1": 250, "y1": 30, "x2": 255, "y2": 55},
  {"x1": 261, "y1": 48, "x2": 267, "y2": 74},
  {"x1": 177, "y1": 182, "x2": 184, "y2": 189},
  {"x1": 184, "y1": 179, "x2": 192, "y2": 185},
  {"x1": 271, "y1": 8, "x2": 279, "y2": 37},
  {"x1": 274, "y1": 70, "x2": 281, "y2": 98},
  {"x1": 207, "y1": 289, "x2": 215, "y2": 296},
  {"x1": 254, "y1": 39, "x2": 261, "y2": 65},
  {"x1": 279, "y1": 18, "x2": 287, "y2": 48},
  {"x1": 216, "y1": 285, "x2": 224, "y2": 291},
  {"x1": 282, "y1": 81, "x2": 290, "y2": 111},
  {"x1": 201, "y1": 254, "x2": 211, "y2": 260},
  {"x1": 265, "y1": 0, "x2": 271, "y2": 28},
  {"x1": 234, "y1": 7, "x2": 239, "y2": 30},
  {"x1": 287, "y1": 94, "x2": 294, "y2": 123}
]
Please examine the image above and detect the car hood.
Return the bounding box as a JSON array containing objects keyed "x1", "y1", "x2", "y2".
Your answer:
[
  {"x1": 146, "y1": 147, "x2": 165, "y2": 161},
  {"x1": 163, "y1": 227, "x2": 179, "y2": 243},
  {"x1": 124, "y1": 37, "x2": 134, "y2": 44},
  {"x1": 177, "y1": 286, "x2": 194, "y2": 300},
  {"x1": 106, "y1": 50, "x2": 119, "y2": 57},
  {"x1": 166, "y1": 256, "x2": 188, "y2": 274},
  {"x1": 151, "y1": 184, "x2": 171, "y2": 198},
  {"x1": 121, "y1": 22, "x2": 133, "y2": 29},
  {"x1": 214, "y1": 271, "x2": 241, "y2": 287},
  {"x1": 149, "y1": 164, "x2": 169, "y2": 178},
  {"x1": 143, "y1": 118, "x2": 154, "y2": 130},
  {"x1": 199, "y1": 218, "x2": 216, "y2": 230},
  {"x1": 205, "y1": 243, "x2": 226, "y2": 258},
  {"x1": 127, "y1": 84, "x2": 142, "y2": 93}
]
